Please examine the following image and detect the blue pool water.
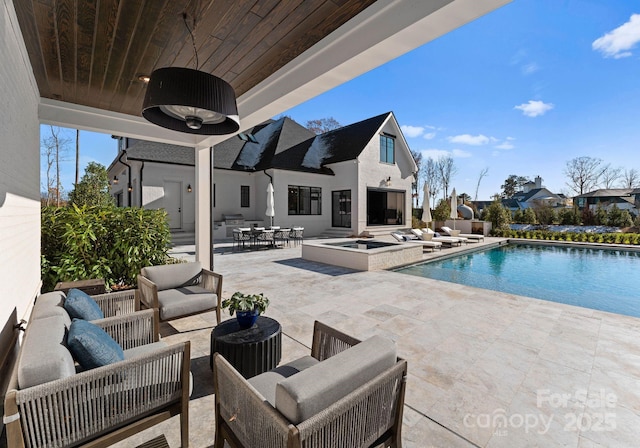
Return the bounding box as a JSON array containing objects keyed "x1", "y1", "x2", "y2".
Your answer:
[{"x1": 396, "y1": 243, "x2": 640, "y2": 317}]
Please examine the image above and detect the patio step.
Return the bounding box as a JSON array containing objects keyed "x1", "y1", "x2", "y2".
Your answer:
[
  {"x1": 318, "y1": 228, "x2": 355, "y2": 239},
  {"x1": 170, "y1": 231, "x2": 195, "y2": 246}
]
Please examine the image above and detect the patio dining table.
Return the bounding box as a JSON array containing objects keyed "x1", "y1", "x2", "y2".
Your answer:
[{"x1": 238, "y1": 228, "x2": 291, "y2": 249}]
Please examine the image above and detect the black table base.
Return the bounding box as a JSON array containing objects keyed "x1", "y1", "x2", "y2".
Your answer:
[{"x1": 210, "y1": 316, "x2": 282, "y2": 378}]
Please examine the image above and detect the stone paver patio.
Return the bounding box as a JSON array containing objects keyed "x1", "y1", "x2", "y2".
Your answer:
[{"x1": 110, "y1": 237, "x2": 640, "y2": 448}]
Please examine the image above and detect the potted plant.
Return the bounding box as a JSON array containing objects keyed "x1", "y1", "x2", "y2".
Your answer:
[{"x1": 222, "y1": 291, "x2": 270, "y2": 329}]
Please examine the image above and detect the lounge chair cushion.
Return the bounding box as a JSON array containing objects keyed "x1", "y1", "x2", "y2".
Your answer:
[
  {"x1": 275, "y1": 335, "x2": 396, "y2": 424},
  {"x1": 156, "y1": 285, "x2": 217, "y2": 320},
  {"x1": 249, "y1": 356, "x2": 320, "y2": 406},
  {"x1": 64, "y1": 288, "x2": 104, "y2": 321},
  {"x1": 141, "y1": 261, "x2": 202, "y2": 291},
  {"x1": 67, "y1": 319, "x2": 124, "y2": 369},
  {"x1": 18, "y1": 315, "x2": 76, "y2": 389},
  {"x1": 31, "y1": 291, "x2": 72, "y2": 328}
]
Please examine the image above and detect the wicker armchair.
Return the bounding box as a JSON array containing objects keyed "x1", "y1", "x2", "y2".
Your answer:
[
  {"x1": 137, "y1": 261, "x2": 222, "y2": 324},
  {"x1": 213, "y1": 321, "x2": 407, "y2": 448},
  {"x1": 3, "y1": 309, "x2": 191, "y2": 448}
]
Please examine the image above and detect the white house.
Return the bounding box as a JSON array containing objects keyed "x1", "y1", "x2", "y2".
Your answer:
[{"x1": 108, "y1": 113, "x2": 417, "y2": 238}]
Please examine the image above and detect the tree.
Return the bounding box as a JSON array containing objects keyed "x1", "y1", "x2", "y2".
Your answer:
[
  {"x1": 410, "y1": 150, "x2": 423, "y2": 208},
  {"x1": 620, "y1": 168, "x2": 639, "y2": 189},
  {"x1": 600, "y1": 164, "x2": 622, "y2": 189},
  {"x1": 474, "y1": 167, "x2": 489, "y2": 201},
  {"x1": 305, "y1": 117, "x2": 341, "y2": 134},
  {"x1": 459, "y1": 192, "x2": 472, "y2": 203},
  {"x1": 564, "y1": 156, "x2": 606, "y2": 195},
  {"x1": 432, "y1": 198, "x2": 451, "y2": 222},
  {"x1": 484, "y1": 199, "x2": 511, "y2": 231},
  {"x1": 41, "y1": 126, "x2": 71, "y2": 206},
  {"x1": 436, "y1": 155, "x2": 457, "y2": 200},
  {"x1": 500, "y1": 174, "x2": 530, "y2": 198},
  {"x1": 68, "y1": 162, "x2": 114, "y2": 207},
  {"x1": 424, "y1": 157, "x2": 441, "y2": 209},
  {"x1": 523, "y1": 208, "x2": 537, "y2": 224}
]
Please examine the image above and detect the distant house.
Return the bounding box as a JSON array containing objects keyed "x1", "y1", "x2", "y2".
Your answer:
[
  {"x1": 107, "y1": 112, "x2": 417, "y2": 237},
  {"x1": 473, "y1": 176, "x2": 568, "y2": 214},
  {"x1": 574, "y1": 188, "x2": 640, "y2": 216}
]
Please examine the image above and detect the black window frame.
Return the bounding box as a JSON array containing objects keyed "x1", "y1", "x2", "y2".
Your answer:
[
  {"x1": 288, "y1": 185, "x2": 322, "y2": 215},
  {"x1": 240, "y1": 185, "x2": 250, "y2": 208},
  {"x1": 380, "y1": 134, "x2": 395, "y2": 164}
]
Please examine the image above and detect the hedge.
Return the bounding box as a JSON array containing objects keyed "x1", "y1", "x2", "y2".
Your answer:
[
  {"x1": 491, "y1": 228, "x2": 640, "y2": 245},
  {"x1": 41, "y1": 205, "x2": 171, "y2": 292}
]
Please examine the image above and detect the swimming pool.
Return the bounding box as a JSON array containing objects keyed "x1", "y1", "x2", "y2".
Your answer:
[{"x1": 396, "y1": 242, "x2": 640, "y2": 317}]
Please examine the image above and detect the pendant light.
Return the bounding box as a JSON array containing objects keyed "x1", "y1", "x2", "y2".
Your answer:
[{"x1": 142, "y1": 13, "x2": 239, "y2": 135}]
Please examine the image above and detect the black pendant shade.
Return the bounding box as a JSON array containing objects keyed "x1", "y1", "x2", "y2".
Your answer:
[{"x1": 142, "y1": 67, "x2": 240, "y2": 135}]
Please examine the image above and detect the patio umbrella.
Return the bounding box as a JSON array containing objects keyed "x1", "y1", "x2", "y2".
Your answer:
[
  {"x1": 266, "y1": 182, "x2": 275, "y2": 227},
  {"x1": 421, "y1": 182, "x2": 432, "y2": 229},
  {"x1": 450, "y1": 187, "x2": 458, "y2": 230}
]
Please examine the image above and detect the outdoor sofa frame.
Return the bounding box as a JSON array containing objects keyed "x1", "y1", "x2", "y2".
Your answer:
[{"x1": 3, "y1": 309, "x2": 191, "y2": 448}]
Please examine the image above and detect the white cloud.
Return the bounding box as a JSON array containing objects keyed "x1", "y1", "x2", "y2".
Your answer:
[
  {"x1": 452, "y1": 149, "x2": 472, "y2": 158},
  {"x1": 423, "y1": 132, "x2": 436, "y2": 140},
  {"x1": 401, "y1": 125, "x2": 424, "y2": 138},
  {"x1": 592, "y1": 14, "x2": 640, "y2": 59},
  {"x1": 495, "y1": 138, "x2": 515, "y2": 150},
  {"x1": 447, "y1": 134, "x2": 491, "y2": 145},
  {"x1": 521, "y1": 62, "x2": 539, "y2": 75},
  {"x1": 514, "y1": 100, "x2": 554, "y2": 117},
  {"x1": 421, "y1": 148, "x2": 471, "y2": 159}
]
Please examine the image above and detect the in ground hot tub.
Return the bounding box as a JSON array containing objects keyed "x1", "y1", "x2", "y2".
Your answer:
[{"x1": 302, "y1": 239, "x2": 423, "y2": 271}]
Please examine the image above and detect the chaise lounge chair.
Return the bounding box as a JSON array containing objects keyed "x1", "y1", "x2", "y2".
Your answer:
[
  {"x1": 440, "y1": 226, "x2": 485, "y2": 242},
  {"x1": 411, "y1": 228, "x2": 468, "y2": 247},
  {"x1": 391, "y1": 231, "x2": 442, "y2": 251}
]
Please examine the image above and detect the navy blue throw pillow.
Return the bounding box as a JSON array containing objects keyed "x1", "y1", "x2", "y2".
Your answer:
[
  {"x1": 67, "y1": 319, "x2": 124, "y2": 369},
  {"x1": 64, "y1": 288, "x2": 104, "y2": 321}
]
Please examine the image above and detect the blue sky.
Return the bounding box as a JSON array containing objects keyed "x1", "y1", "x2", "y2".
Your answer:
[{"x1": 45, "y1": 0, "x2": 640, "y2": 201}]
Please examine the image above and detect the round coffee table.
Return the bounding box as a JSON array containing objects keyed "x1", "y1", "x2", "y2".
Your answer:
[{"x1": 210, "y1": 316, "x2": 282, "y2": 378}]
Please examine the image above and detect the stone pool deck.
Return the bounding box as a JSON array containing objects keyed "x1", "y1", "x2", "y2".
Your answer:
[{"x1": 111, "y1": 236, "x2": 640, "y2": 448}]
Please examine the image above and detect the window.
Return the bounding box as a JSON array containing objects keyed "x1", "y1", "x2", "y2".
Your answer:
[
  {"x1": 288, "y1": 186, "x2": 322, "y2": 215},
  {"x1": 380, "y1": 134, "x2": 395, "y2": 164},
  {"x1": 241, "y1": 185, "x2": 250, "y2": 207}
]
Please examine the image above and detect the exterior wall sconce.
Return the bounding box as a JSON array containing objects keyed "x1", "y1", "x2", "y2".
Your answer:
[
  {"x1": 187, "y1": 184, "x2": 192, "y2": 193},
  {"x1": 127, "y1": 183, "x2": 133, "y2": 192},
  {"x1": 113, "y1": 176, "x2": 119, "y2": 185},
  {"x1": 385, "y1": 177, "x2": 392, "y2": 187}
]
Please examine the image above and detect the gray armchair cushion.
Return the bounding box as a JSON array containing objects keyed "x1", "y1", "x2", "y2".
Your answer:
[
  {"x1": 157, "y1": 285, "x2": 217, "y2": 320},
  {"x1": 249, "y1": 356, "x2": 319, "y2": 406},
  {"x1": 124, "y1": 341, "x2": 168, "y2": 359},
  {"x1": 31, "y1": 291, "x2": 71, "y2": 328},
  {"x1": 141, "y1": 261, "x2": 202, "y2": 291},
  {"x1": 18, "y1": 315, "x2": 75, "y2": 389},
  {"x1": 275, "y1": 335, "x2": 396, "y2": 424}
]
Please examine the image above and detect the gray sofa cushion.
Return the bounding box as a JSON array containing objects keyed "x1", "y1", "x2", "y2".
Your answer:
[
  {"x1": 18, "y1": 315, "x2": 76, "y2": 389},
  {"x1": 275, "y1": 335, "x2": 396, "y2": 424},
  {"x1": 31, "y1": 291, "x2": 71, "y2": 328},
  {"x1": 156, "y1": 285, "x2": 216, "y2": 320},
  {"x1": 249, "y1": 356, "x2": 319, "y2": 406},
  {"x1": 141, "y1": 261, "x2": 202, "y2": 291}
]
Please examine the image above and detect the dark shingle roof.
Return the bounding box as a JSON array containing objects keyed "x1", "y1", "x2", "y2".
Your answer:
[
  {"x1": 125, "y1": 140, "x2": 195, "y2": 165},
  {"x1": 121, "y1": 112, "x2": 393, "y2": 174},
  {"x1": 575, "y1": 188, "x2": 634, "y2": 198}
]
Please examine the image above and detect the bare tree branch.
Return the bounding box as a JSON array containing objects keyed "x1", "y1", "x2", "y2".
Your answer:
[
  {"x1": 620, "y1": 168, "x2": 639, "y2": 189},
  {"x1": 474, "y1": 167, "x2": 489, "y2": 201},
  {"x1": 563, "y1": 156, "x2": 605, "y2": 195},
  {"x1": 600, "y1": 164, "x2": 622, "y2": 189}
]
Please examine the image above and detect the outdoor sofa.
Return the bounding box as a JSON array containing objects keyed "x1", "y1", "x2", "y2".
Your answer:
[
  {"x1": 213, "y1": 320, "x2": 407, "y2": 448},
  {"x1": 3, "y1": 290, "x2": 191, "y2": 448},
  {"x1": 137, "y1": 261, "x2": 223, "y2": 324}
]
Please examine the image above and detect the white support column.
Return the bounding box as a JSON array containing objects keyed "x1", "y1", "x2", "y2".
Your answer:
[{"x1": 195, "y1": 145, "x2": 212, "y2": 269}]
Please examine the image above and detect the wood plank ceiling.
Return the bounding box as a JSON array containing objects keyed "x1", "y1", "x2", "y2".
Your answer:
[{"x1": 14, "y1": 0, "x2": 377, "y2": 118}]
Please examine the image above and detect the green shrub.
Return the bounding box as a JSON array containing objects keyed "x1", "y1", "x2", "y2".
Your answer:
[
  {"x1": 41, "y1": 205, "x2": 171, "y2": 292},
  {"x1": 432, "y1": 199, "x2": 451, "y2": 223},
  {"x1": 492, "y1": 228, "x2": 640, "y2": 245},
  {"x1": 523, "y1": 208, "x2": 537, "y2": 225},
  {"x1": 534, "y1": 205, "x2": 557, "y2": 225},
  {"x1": 485, "y1": 199, "x2": 511, "y2": 231}
]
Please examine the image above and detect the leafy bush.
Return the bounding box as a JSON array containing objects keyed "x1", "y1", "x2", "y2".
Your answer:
[
  {"x1": 432, "y1": 198, "x2": 451, "y2": 222},
  {"x1": 606, "y1": 205, "x2": 633, "y2": 227},
  {"x1": 41, "y1": 205, "x2": 171, "y2": 292},
  {"x1": 523, "y1": 208, "x2": 537, "y2": 224},
  {"x1": 490, "y1": 228, "x2": 640, "y2": 245},
  {"x1": 533, "y1": 204, "x2": 557, "y2": 225},
  {"x1": 559, "y1": 207, "x2": 581, "y2": 225},
  {"x1": 485, "y1": 199, "x2": 511, "y2": 231}
]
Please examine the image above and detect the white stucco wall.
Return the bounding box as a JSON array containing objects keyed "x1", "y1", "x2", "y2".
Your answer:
[
  {"x1": 0, "y1": 0, "x2": 42, "y2": 326},
  {"x1": 212, "y1": 170, "x2": 259, "y2": 222}
]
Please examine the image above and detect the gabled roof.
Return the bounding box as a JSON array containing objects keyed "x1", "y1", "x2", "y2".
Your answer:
[
  {"x1": 116, "y1": 112, "x2": 398, "y2": 175},
  {"x1": 575, "y1": 188, "x2": 634, "y2": 198},
  {"x1": 513, "y1": 188, "x2": 562, "y2": 203}
]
